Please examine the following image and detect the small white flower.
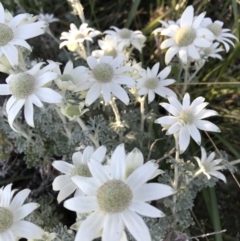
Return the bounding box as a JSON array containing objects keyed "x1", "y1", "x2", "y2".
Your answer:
[
  {"x1": 64, "y1": 144, "x2": 174, "y2": 241},
  {"x1": 0, "y1": 62, "x2": 62, "y2": 131},
  {"x1": 154, "y1": 93, "x2": 221, "y2": 153},
  {"x1": 52, "y1": 146, "x2": 107, "y2": 203},
  {"x1": 136, "y1": 63, "x2": 176, "y2": 103},
  {"x1": 125, "y1": 147, "x2": 164, "y2": 179},
  {"x1": 160, "y1": 5, "x2": 214, "y2": 64},
  {"x1": 53, "y1": 60, "x2": 89, "y2": 91},
  {"x1": 194, "y1": 146, "x2": 226, "y2": 182},
  {"x1": 28, "y1": 231, "x2": 57, "y2": 241},
  {"x1": 38, "y1": 13, "x2": 59, "y2": 24},
  {"x1": 75, "y1": 55, "x2": 135, "y2": 106},
  {"x1": 0, "y1": 184, "x2": 44, "y2": 240},
  {"x1": 200, "y1": 42, "x2": 223, "y2": 60},
  {"x1": 92, "y1": 36, "x2": 125, "y2": 59},
  {"x1": 104, "y1": 26, "x2": 146, "y2": 52},
  {"x1": 0, "y1": 3, "x2": 46, "y2": 66},
  {"x1": 60, "y1": 23, "x2": 101, "y2": 49},
  {"x1": 201, "y1": 18, "x2": 238, "y2": 52}
]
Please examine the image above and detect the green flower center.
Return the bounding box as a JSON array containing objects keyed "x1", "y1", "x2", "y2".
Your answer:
[
  {"x1": 0, "y1": 24, "x2": 14, "y2": 46},
  {"x1": 9, "y1": 73, "x2": 35, "y2": 99},
  {"x1": 179, "y1": 110, "x2": 195, "y2": 125},
  {"x1": 202, "y1": 162, "x2": 212, "y2": 173},
  {"x1": 203, "y1": 47, "x2": 211, "y2": 55},
  {"x1": 75, "y1": 33, "x2": 85, "y2": 40},
  {"x1": 97, "y1": 180, "x2": 133, "y2": 213},
  {"x1": 70, "y1": 164, "x2": 92, "y2": 177},
  {"x1": 145, "y1": 77, "x2": 159, "y2": 90},
  {"x1": 175, "y1": 27, "x2": 196, "y2": 47},
  {"x1": 119, "y1": 28, "x2": 131, "y2": 39},
  {"x1": 0, "y1": 208, "x2": 13, "y2": 233},
  {"x1": 207, "y1": 23, "x2": 222, "y2": 37},
  {"x1": 65, "y1": 105, "x2": 80, "y2": 118},
  {"x1": 60, "y1": 74, "x2": 73, "y2": 82},
  {"x1": 104, "y1": 47, "x2": 118, "y2": 58},
  {"x1": 92, "y1": 63, "x2": 114, "y2": 83}
]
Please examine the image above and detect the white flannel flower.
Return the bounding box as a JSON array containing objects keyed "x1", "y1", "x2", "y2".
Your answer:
[
  {"x1": 0, "y1": 62, "x2": 62, "y2": 131},
  {"x1": 38, "y1": 13, "x2": 59, "y2": 24},
  {"x1": 92, "y1": 36, "x2": 125, "y2": 59},
  {"x1": 200, "y1": 42, "x2": 223, "y2": 60},
  {"x1": 160, "y1": 5, "x2": 214, "y2": 64},
  {"x1": 0, "y1": 184, "x2": 44, "y2": 240},
  {"x1": 136, "y1": 63, "x2": 176, "y2": 103},
  {"x1": 194, "y1": 146, "x2": 226, "y2": 182},
  {"x1": 28, "y1": 231, "x2": 57, "y2": 241},
  {"x1": 64, "y1": 144, "x2": 174, "y2": 241},
  {"x1": 125, "y1": 147, "x2": 164, "y2": 179},
  {"x1": 52, "y1": 146, "x2": 107, "y2": 203},
  {"x1": 0, "y1": 3, "x2": 45, "y2": 66},
  {"x1": 60, "y1": 23, "x2": 101, "y2": 49},
  {"x1": 154, "y1": 93, "x2": 221, "y2": 153},
  {"x1": 201, "y1": 18, "x2": 238, "y2": 52},
  {"x1": 53, "y1": 60, "x2": 89, "y2": 91},
  {"x1": 75, "y1": 55, "x2": 135, "y2": 106},
  {"x1": 104, "y1": 26, "x2": 146, "y2": 52}
]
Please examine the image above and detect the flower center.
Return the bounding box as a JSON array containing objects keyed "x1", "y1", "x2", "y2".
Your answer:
[
  {"x1": 202, "y1": 162, "x2": 212, "y2": 173},
  {"x1": 97, "y1": 180, "x2": 133, "y2": 213},
  {"x1": 92, "y1": 63, "x2": 114, "y2": 83},
  {"x1": 104, "y1": 47, "x2": 118, "y2": 58},
  {"x1": 64, "y1": 105, "x2": 81, "y2": 118},
  {"x1": 175, "y1": 27, "x2": 196, "y2": 47},
  {"x1": 119, "y1": 28, "x2": 131, "y2": 39},
  {"x1": 0, "y1": 208, "x2": 13, "y2": 233},
  {"x1": 70, "y1": 164, "x2": 92, "y2": 177},
  {"x1": 179, "y1": 109, "x2": 195, "y2": 125},
  {"x1": 0, "y1": 24, "x2": 14, "y2": 46},
  {"x1": 74, "y1": 33, "x2": 85, "y2": 40},
  {"x1": 207, "y1": 23, "x2": 222, "y2": 37},
  {"x1": 60, "y1": 74, "x2": 73, "y2": 82},
  {"x1": 145, "y1": 77, "x2": 159, "y2": 90},
  {"x1": 203, "y1": 47, "x2": 211, "y2": 55},
  {"x1": 9, "y1": 73, "x2": 35, "y2": 99}
]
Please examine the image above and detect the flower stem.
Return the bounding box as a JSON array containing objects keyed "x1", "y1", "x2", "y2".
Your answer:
[
  {"x1": 109, "y1": 97, "x2": 121, "y2": 123},
  {"x1": 76, "y1": 117, "x2": 100, "y2": 148},
  {"x1": 140, "y1": 95, "x2": 146, "y2": 132}
]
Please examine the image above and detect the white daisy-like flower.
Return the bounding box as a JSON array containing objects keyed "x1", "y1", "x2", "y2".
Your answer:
[
  {"x1": 160, "y1": 5, "x2": 214, "y2": 64},
  {"x1": 0, "y1": 184, "x2": 44, "y2": 240},
  {"x1": 104, "y1": 26, "x2": 146, "y2": 52},
  {"x1": 125, "y1": 147, "x2": 164, "y2": 179},
  {"x1": 75, "y1": 55, "x2": 135, "y2": 106},
  {"x1": 92, "y1": 36, "x2": 125, "y2": 59},
  {"x1": 38, "y1": 13, "x2": 59, "y2": 24},
  {"x1": 53, "y1": 60, "x2": 89, "y2": 91},
  {"x1": 28, "y1": 231, "x2": 57, "y2": 241},
  {"x1": 52, "y1": 146, "x2": 107, "y2": 203},
  {"x1": 0, "y1": 3, "x2": 45, "y2": 66},
  {"x1": 194, "y1": 146, "x2": 226, "y2": 182},
  {"x1": 200, "y1": 42, "x2": 223, "y2": 60},
  {"x1": 154, "y1": 93, "x2": 221, "y2": 153},
  {"x1": 136, "y1": 63, "x2": 176, "y2": 103},
  {"x1": 0, "y1": 62, "x2": 62, "y2": 131},
  {"x1": 64, "y1": 144, "x2": 174, "y2": 241},
  {"x1": 201, "y1": 17, "x2": 238, "y2": 52},
  {"x1": 60, "y1": 23, "x2": 101, "y2": 49}
]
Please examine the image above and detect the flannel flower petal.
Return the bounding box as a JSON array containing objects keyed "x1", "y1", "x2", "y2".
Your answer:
[
  {"x1": 160, "y1": 5, "x2": 214, "y2": 64},
  {"x1": 136, "y1": 62, "x2": 176, "y2": 103},
  {"x1": 52, "y1": 146, "x2": 107, "y2": 203},
  {"x1": 0, "y1": 184, "x2": 44, "y2": 240},
  {"x1": 74, "y1": 55, "x2": 135, "y2": 106},
  {"x1": 201, "y1": 17, "x2": 238, "y2": 52},
  {"x1": 154, "y1": 93, "x2": 221, "y2": 153},
  {"x1": 0, "y1": 62, "x2": 62, "y2": 131},
  {"x1": 194, "y1": 146, "x2": 226, "y2": 182},
  {"x1": 0, "y1": 3, "x2": 46, "y2": 66},
  {"x1": 64, "y1": 144, "x2": 174, "y2": 241},
  {"x1": 38, "y1": 13, "x2": 59, "y2": 24}
]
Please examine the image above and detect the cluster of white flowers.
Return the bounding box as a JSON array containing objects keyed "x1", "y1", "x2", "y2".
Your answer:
[
  {"x1": 153, "y1": 5, "x2": 237, "y2": 64},
  {"x1": 0, "y1": 2, "x2": 237, "y2": 241}
]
